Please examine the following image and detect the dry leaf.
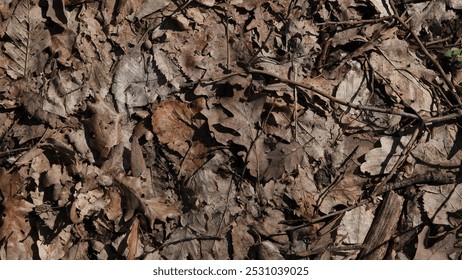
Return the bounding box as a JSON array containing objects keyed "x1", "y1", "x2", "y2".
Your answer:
[
  {"x1": 4, "y1": 0, "x2": 51, "y2": 79},
  {"x1": 130, "y1": 136, "x2": 146, "y2": 177},
  {"x1": 84, "y1": 99, "x2": 123, "y2": 162},
  {"x1": 414, "y1": 226, "x2": 460, "y2": 260},
  {"x1": 203, "y1": 94, "x2": 266, "y2": 149},
  {"x1": 422, "y1": 183, "x2": 462, "y2": 226},
  {"x1": 370, "y1": 38, "x2": 435, "y2": 114},
  {"x1": 151, "y1": 99, "x2": 209, "y2": 176},
  {"x1": 0, "y1": 169, "x2": 35, "y2": 259},
  {"x1": 127, "y1": 217, "x2": 140, "y2": 260},
  {"x1": 360, "y1": 135, "x2": 411, "y2": 176},
  {"x1": 337, "y1": 205, "x2": 375, "y2": 245},
  {"x1": 263, "y1": 142, "x2": 304, "y2": 181}
]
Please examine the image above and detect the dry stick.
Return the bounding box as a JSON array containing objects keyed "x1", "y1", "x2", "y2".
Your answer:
[
  {"x1": 425, "y1": 36, "x2": 452, "y2": 47},
  {"x1": 156, "y1": 235, "x2": 221, "y2": 251},
  {"x1": 283, "y1": 170, "x2": 456, "y2": 233},
  {"x1": 0, "y1": 147, "x2": 30, "y2": 158},
  {"x1": 223, "y1": 9, "x2": 230, "y2": 71},
  {"x1": 357, "y1": 191, "x2": 403, "y2": 259},
  {"x1": 390, "y1": 3, "x2": 462, "y2": 105},
  {"x1": 291, "y1": 55, "x2": 299, "y2": 141},
  {"x1": 248, "y1": 68, "x2": 420, "y2": 119},
  {"x1": 315, "y1": 16, "x2": 394, "y2": 26},
  {"x1": 248, "y1": 68, "x2": 462, "y2": 125}
]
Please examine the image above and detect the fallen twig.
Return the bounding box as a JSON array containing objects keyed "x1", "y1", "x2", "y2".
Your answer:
[
  {"x1": 248, "y1": 67, "x2": 421, "y2": 119},
  {"x1": 284, "y1": 170, "x2": 456, "y2": 232},
  {"x1": 315, "y1": 16, "x2": 394, "y2": 26},
  {"x1": 248, "y1": 68, "x2": 462, "y2": 125}
]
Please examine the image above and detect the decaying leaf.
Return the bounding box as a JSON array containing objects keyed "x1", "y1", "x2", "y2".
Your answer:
[
  {"x1": 337, "y1": 205, "x2": 375, "y2": 245},
  {"x1": 3, "y1": 0, "x2": 51, "y2": 79},
  {"x1": 422, "y1": 183, "x2": 462, "y2": 226},
  {"x1": 151, "y1": 99, "x2": 209, "y2": 177},
  {"x1": 111, "y1": 53, "x2": 158, "y2": 115},
  {"x1": 0, "y1": 169, "x2": 35, "y2": 259},
  {"x1": 263, "y1": 142, "x2": 304, "y2": 181},
  {"x1": 414, "y1": 226, "x2": 461, "y2": 260}
]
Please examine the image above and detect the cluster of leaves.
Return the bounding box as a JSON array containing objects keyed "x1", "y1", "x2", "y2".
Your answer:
[{"x1": 0, "y1": 0, "x2": 462, "y2": 259}]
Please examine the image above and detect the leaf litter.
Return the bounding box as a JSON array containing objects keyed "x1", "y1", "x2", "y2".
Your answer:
[{"x1": 0, "y1": 0, "x2": 462, "y2": 259}]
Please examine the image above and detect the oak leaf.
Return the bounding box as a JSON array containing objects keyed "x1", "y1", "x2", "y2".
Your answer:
[
  {"x1": 263, "y1": 142, "x2": 304, "y2": 181},
  {"x1": 202, "y1": 95, "x2": 266, "y2": 149},
  {"x1": 360, "y1": 135, "x2": 411, "y2": 176},
  {"x1": 151, "y1": 99, "x2": 209, "y2": 176}
]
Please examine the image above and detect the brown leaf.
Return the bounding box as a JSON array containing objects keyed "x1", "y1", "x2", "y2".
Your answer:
[
  {"x1": 112, "y1": 54, "x2": 158, "y2": 115},
  {"x1": 414, "y1": 226, "x2": 461, "y2": 260},
  {"x1": 336, "y1": 205, "x2": 375, "y2": 245},
  {"x1": 251, "y1": 241, "x2": 284, "y2": 260},
  {"x1": 263, "y1": 142, "x2": 304, "y2": 181},
  {"x1": 285, "y1": 168, "x2": 318, "y2": 220},
  {"x1": 203, "y1": 94, "x2": 266, "y2": 150},
  {"x1": 370, "y1": 38, "x2": 435, "y2": 114},
  {"x1": 317, "y1": 175, "x2": 363, "y2": 214},
  {"x1": 116, "y1": 174, "x2": 180, "y2": 227},
  {"x1": 127, "y1": 217, "x2": 140, "y2": 260},
  {"x1": 130, "y1": 136, "x2": 146, "y2": 177},
  {"x1": 84, "y1": 99, "x2": 123, "y2": 162},
  {"x1": 151, "y1": 99, "x2": 209, "y2": 176},
  {"x1": 142, "y1": 197, "x2": 181, "y2": 227},
  {"x1": 0, "y1": 169, "x2": 35, "y2": 259},
  {"x1": 422, "y1": 183, "x2": 462, "y2": 226},
  {"x1": 37, "y1": 225, "x2": 73, "y2": 260},
  {"x1": 254, "y1": 209, "x2": 289, "y2": 244},
  {"x1": 245, "y1": 137, "x2": 269, "y2": 179},
  {"x1": 4, "y1": 0, "x2": 51, "y2": 79},
  {"x1": 230, "y1": 217, "x2": 254, "y2": 259}
]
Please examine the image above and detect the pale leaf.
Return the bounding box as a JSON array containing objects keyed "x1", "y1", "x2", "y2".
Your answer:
[{"x1": 360, "y1": 135, "x2": 411, "y2": 176}]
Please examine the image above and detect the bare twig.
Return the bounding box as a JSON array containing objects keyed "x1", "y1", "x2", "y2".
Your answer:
[
  {"x1": 0, "y1": 147, "x2": 31, "y2": 158},
  {"x1": 248, "y1": 68, "x2": 462, "y2": 125},
  {"x1": 284, "y1": 170, "x2": 456, "y2": 232},
  {"x1": 316, "y1": 16, "x2": 394, "y2": 26},
  {"x1": 156, "y1": 235, "x2": 221, "y2": 251},
  {"x1": 248, "y1": 67, "x2": 421, "y2": 119}
]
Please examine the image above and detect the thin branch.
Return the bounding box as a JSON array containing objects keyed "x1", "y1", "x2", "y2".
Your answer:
[
  {"x1": 248, "y1": 67, "x2": 421, "y2": 119},
  {"x1": 284, "y1": 170, "x2": 456, "y2": 232},
  {"x1": 316, "y1": 16, "x2": 394, "y2": 26},
  {"x1": 248, "y1": 68, "x2": 462, "y2": 125},
  {"x1": 0, "y1": 147, "x2": 31, "y2": 158},
  {"x1": 156, "y1": 235, "x2": 222, "y2": 251}
]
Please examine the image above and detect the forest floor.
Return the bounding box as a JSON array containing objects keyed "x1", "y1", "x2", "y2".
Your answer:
[{"x1": 1, "y1": 0, "x2": 462, "y2": 259}]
